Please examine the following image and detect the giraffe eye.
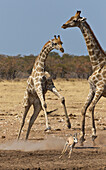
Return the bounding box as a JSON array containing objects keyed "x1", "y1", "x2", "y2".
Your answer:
[{"x1": 54, "y1": 43, "x2": 57, "y2": 45}]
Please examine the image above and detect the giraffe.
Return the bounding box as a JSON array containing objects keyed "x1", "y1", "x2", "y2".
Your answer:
[
  {"x1": 61, "y1": 11, "x2": 106, "y2": 145},
  {"x1": 18, "y1": 35, "x2": 71, "y2": 140}
]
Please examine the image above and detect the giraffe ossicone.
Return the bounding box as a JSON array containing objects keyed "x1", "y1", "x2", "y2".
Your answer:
[
  {"x1": 18, "y1": 35, "x2": 71, "y2": 140},
  {"x1": 62, "y1": 11, "x2": 106, "y2": 145}
]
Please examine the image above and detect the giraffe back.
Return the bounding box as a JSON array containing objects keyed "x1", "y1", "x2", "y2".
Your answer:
[{"x1": 23, "y1": 72, "x2": 54, "y2": 107}]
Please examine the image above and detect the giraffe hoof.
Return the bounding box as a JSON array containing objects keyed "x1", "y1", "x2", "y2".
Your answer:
[
  {"x1": 45, "y1": 126, "x2": 51, "y2": 131},
  {"x1": 67, "y1": 123, "x2": 71, "y2": 129},
  {"x1": 92, "y1": 135, "x2": 97, "y2": 141},
  {"x1": 67, "y1": 120, "x2": 71, "y2": 129},
  {"x1": 80, "y1": 136, "x2": 85, "y2": 146}
]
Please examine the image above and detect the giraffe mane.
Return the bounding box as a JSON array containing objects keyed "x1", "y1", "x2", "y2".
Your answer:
[
  {"x1": 85, "y1": 21, "x2": 106, "y2": 56},
  {"x1": 43, "y1": 40, "x2": 51, "y2": 49},
  {"x1": 34, "y1": 40, "x2": 51, "y2": 62}
]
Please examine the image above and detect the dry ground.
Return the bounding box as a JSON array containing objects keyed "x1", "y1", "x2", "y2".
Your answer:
[{"x1": 0, "y1": 79, "x2": 106, "y2": 170}]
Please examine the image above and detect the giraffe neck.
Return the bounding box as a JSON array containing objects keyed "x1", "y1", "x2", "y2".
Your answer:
[
  {"x1": 32, "y1": 41, "x2": 53, "y2": 74},
  {"x1": 79, "y1": 21, "x2": 106, "y2": 71}
]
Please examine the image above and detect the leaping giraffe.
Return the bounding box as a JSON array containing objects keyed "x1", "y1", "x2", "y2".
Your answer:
[
  {"x1": 62, "y1": 11, "x2": 106, "y2": 145},
  {"x1": 18, "y1": 35, "x2": 71, "y2": 140}
]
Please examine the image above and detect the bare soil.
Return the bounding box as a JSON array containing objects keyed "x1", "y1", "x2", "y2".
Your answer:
[{"x1": 0, "y1": 79, "x2": 106, "y2": 170}]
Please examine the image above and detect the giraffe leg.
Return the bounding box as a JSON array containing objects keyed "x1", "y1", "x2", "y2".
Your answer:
[
  {"x1": 41, "y1": 98, "x2": 51, "y2": 131},
  {"x1": 18, "y1": 105, "x2": 31, "y2": 140},
  {"x1": 43, "y1": 107, "x2": 51, "y2": 131},
  {"x1": 80, "y1": 87, "x2": 95, "y2": 145},
  {"x1": 61, "y1": 97, "x2": 71, "y2": 129},
  {"x1": 36, "y1": 84, "x2": 51, "y2": 131},
  {"x1": 89, "y1": 88, "x2": 103, "y2": 144},
  {"x1": 91, "y1": 106, "x2": 97, "y2": 145},
  {"x1": 25, "y1": 101, "x2": 41, "y2": 140},
  {"x1": 50, "y1": 87, "x2": 71, "y2": 128}
]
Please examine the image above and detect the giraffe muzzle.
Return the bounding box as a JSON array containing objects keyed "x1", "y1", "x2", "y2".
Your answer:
[
  {"x1": 61, "y1": 24, "x2": 67, "y2": 29},
  {"x1": 60, "y1": 48, "x2": 64, "y2": 53}
]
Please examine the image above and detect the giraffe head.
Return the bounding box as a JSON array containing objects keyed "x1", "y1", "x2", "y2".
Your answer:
[
  {"x1": 61, "y1": 11, "x2": 86, "y2": 29},
  {"x1": 51, "y1": 35, "x2": 64, "y2": 53}
]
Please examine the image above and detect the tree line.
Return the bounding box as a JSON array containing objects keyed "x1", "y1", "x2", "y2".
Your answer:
[{"x1": 0, "y1": 52, "x2": 92, "y2": 80}]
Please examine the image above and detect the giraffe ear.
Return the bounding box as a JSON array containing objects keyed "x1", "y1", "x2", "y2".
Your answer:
[
  {"x1": 51, "y1": 41, "x2": 55, "y2": 47},
  {"x1": 79, "y1": 17, "x2": 86, "y2": 22}
]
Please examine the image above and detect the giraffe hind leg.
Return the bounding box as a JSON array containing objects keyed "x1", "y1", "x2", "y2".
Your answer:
[
  {"x1": 18, "y1": 104, "x2": 31, "y2": 140},
  {"x1": 25, "y1": 102, "x2": 41, "y2": 140}
]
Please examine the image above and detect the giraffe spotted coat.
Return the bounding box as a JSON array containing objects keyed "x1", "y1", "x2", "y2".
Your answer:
[{"x1": 62, "y1": 11, "x2": 106, "y2": 144}]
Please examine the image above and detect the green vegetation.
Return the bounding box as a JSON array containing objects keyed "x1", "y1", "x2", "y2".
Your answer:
[{"x1": 0, "y1": 53, "x2": 92, "y2": 80}]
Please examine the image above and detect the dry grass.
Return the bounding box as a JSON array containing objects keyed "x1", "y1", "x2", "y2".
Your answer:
[{"x1": 0, "y1": 79, "x2": 106, "y2": 142}]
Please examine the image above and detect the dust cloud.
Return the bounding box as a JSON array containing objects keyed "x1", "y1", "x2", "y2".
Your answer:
[{"x1": 0, "y1": 136, "x2": 65, "y2": 151}]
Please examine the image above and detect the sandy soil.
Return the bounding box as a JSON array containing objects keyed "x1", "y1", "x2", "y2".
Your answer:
[{"x1": 0, "y1": 79, "x2": 106, "y2": 170}]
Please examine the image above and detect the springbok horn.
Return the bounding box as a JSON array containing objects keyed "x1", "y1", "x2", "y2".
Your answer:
[{"x1": 74, "y1": 133, "x2": 77, "y2": 137}]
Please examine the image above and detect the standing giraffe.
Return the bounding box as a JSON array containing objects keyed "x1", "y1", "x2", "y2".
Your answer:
[
  {"x1": 61, "y1": 11, "x2": 106, "y2": 145},
  {"x1": 18, "y1": 35, "x2": 71, "y2": 140}
]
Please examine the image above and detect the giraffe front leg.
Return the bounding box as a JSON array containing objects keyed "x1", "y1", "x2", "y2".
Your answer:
[
  {"x1": 43, "y1": 105, "x2": 51, "y2": 131},
  {"x1": 40, "y1": 103, "x2": 51, "y2": 131},
  {"x1": 89, "y1": 88, "x2": 103, "y2": 144},
  {"x1": 61, "y1": 97, "x2": 71, "y2": 129},
  {"x1": 36, "y1": 85, "x2": 51, "y2": 131},
  {"x1": 80, "y1": 87, "x2": 95, "y2": 145},
  {"x1": 51, "y1": 87, "x2": 71, "y2": 129},
  {"x1": 40, "y1": 98, "x2": 51, "y2": 131},
  {"x1": 90, "y1": 106, "x2": 97, "y2": 145}
]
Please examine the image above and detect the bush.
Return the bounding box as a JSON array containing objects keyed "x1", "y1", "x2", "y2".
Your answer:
[{"x1": 0, "y1": 53, "x2": 92, "y2": 79}]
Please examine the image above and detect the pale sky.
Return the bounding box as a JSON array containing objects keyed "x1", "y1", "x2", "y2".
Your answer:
[{"x1": 0, "y1": 0, "x2": 106, "y2": 56}]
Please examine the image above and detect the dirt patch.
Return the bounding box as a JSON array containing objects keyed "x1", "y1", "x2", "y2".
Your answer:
[
  {"x1": 0, "y1": 137, "x2": 65, "y2": 151},
  {"x1": 0, "y1": 148, "x2": 106, "y2": 170}
]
